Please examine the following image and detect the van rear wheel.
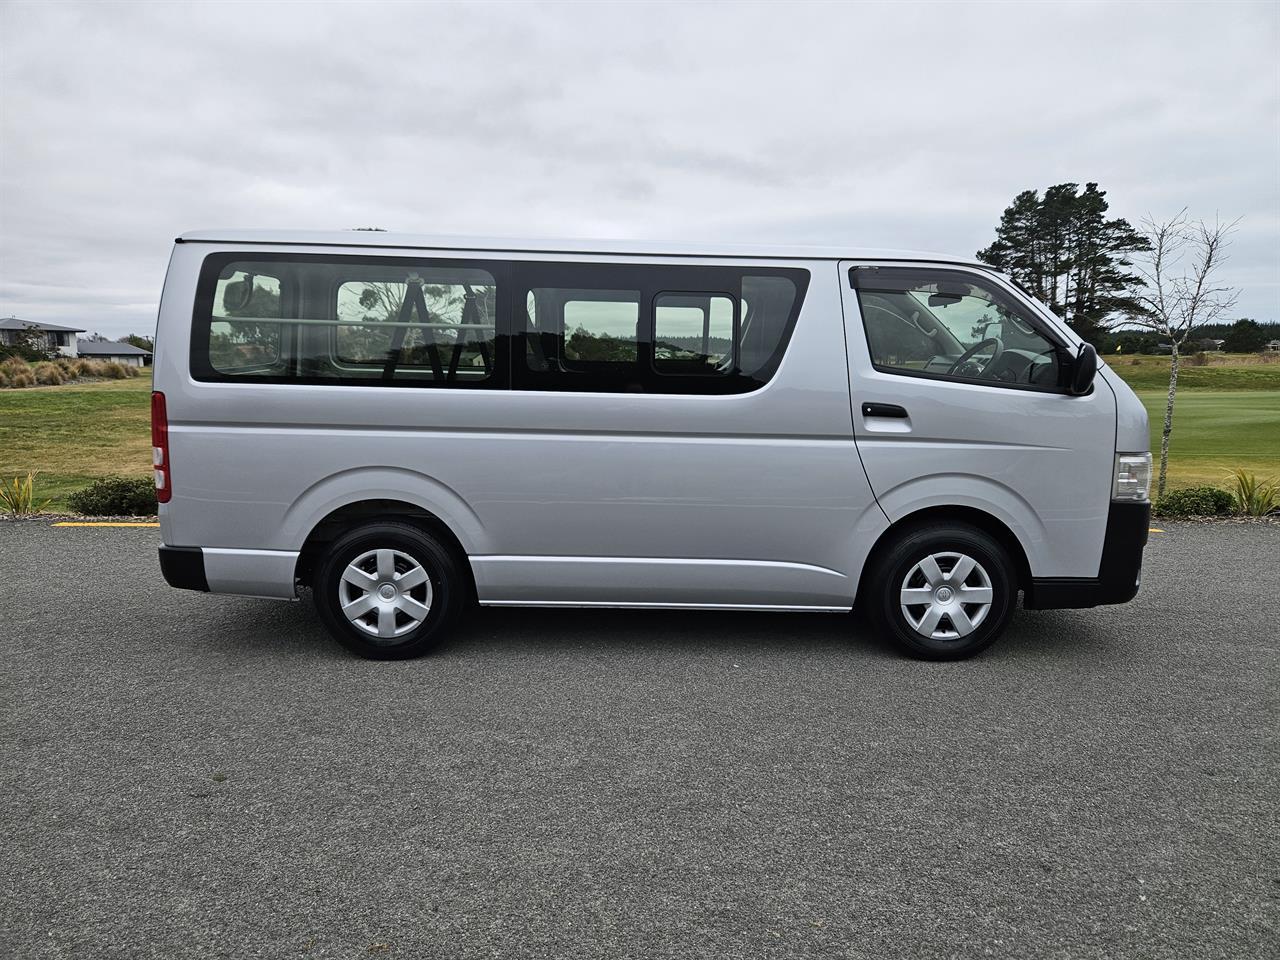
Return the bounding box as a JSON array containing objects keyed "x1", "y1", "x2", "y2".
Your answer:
[
  {"x1": 314, "y1": 522, "x2": 464, "y2": 660},
  {"x1": 865, "y1": 522, "x2": 1015, "y2": 660}
]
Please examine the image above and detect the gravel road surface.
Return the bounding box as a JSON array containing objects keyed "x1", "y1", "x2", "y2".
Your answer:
[{"x1": 1, "y1": 521, "x2": 1276, "y2": 959}]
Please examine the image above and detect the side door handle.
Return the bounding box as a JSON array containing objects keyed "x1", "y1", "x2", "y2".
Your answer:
[{"x1": 861, "y1": 402, "x2": 908, "y2": 419}]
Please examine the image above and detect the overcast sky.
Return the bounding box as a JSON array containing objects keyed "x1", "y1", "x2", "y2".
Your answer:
[{"x1": 2, "y1": 0, "x2": 1276, "y2": 338}]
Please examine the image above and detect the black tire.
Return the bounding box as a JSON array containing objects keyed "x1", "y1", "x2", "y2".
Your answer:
[
  {"x1": 864, "y1": 522, "x2": 1015, "y2": 661},
  {"x1": 313, "y1": 521, "x2": 464, "y2": 660}
]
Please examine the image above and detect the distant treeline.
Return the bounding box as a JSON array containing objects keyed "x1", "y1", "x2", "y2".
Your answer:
[{"x1": 1096, "y1": 318, "x2": 1279, "y2": 354}]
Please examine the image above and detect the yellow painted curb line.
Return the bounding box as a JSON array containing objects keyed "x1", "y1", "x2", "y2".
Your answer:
[
  {"x1": 1149, "y1": 528, "x2": 1164, "y2": 533},
  {"x1": 52, "y1": 522, "x2": 160, "y2": 527}
]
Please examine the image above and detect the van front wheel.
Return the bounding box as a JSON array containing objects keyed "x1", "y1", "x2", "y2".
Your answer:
[
  {"x1": 314, "y1": 522, "x2": 464, "y2": 660},
  {"x1": 865, "y1": 523, "x2": 1015, "y2": 660}
]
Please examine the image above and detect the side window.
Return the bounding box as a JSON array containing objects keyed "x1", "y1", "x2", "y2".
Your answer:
[
  {"x1": 526, "y1": 288, "x2": 641, "y2": 373},
  {"x1": 193, "y1": 255, "x2": 505, "y2": 387},
  {"x1": 518, "y1": 265, "x2": 807, "y2": 394},
  {"x1": 332, "y1": 267, "x2": 498, "y2": 382},
  {"x1": 561, "y1": 291, "x2": 640, "y2": 363},
  {"x1": 209, "y1": 268, "x2": 284, "y2": 372},
  {"x1": 654, "y1": 294, "x2": 734, "y2": 373},
  {"x1": 851, "y1": 267, "x2": 1065, "y2": 390}
]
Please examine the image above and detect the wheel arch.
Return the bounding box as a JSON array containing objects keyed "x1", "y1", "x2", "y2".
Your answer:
[
  {"x1": 294, "y1": 498, "x2": 474, "y2": 596},
  {"x1": 856, "y1": 505, "x2": 1033, "y2": 603}
]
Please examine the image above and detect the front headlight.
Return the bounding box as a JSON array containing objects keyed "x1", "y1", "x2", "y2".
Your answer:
[{"x1": 1113, "y1": 452, "x2": 1153, "y2": 502}]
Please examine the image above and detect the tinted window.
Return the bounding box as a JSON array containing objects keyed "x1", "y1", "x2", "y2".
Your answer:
[
  {"x1": 852, "y1": 266, "x2": 1065, "y2": 390},
  {"x1": 561, "y1": 291, "x2": 640, "y2": 363},
  {"x1": 517, "y1": 263, "x2": 806, "y2": 394},
  {"x1": 654, "y1": 293, "x2": 734, "y2": 373},
  {"x1": 210, "y1": 268, "x2": 283, "y2": 371},
  {"x1": 193, "y1": 254, "x2": 504, "y2": 387},
  {"x1": 192, "y1": 253, "x2": 808, "y2": 394}
]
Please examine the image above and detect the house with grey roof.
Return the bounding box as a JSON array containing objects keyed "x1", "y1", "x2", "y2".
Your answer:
[
  {"x1": 0, "y1": 316, "x2": 84, "y2": 357},
  {"x1": 76, "y1": 339, "x2": 153, "y2": 366},
  {"x1": 1, "y1": 316, "x2": 153, "y2": 365}
]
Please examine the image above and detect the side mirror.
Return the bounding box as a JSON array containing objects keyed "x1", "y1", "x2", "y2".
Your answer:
[{"x1": 1069, "y1": 343, "x2": 1097, "y2": 395}]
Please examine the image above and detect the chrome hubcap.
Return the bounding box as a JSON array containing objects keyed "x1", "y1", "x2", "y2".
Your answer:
[
  {"x1": 900, "y1": 551, "x2": 993, "y2": 640},
  {"x1": 339, "y1": 548, "x2": 432, "y2": 641}
]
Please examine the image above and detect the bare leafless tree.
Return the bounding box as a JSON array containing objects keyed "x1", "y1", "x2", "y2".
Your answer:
[{"x1": 1130, "y1": 212, "x2": 1239, "y2": 498}]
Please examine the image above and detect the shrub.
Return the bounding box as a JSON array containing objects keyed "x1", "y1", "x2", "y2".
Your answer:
[
  {"x1": 1187, "y1": 351, "x2": 1209, "y2": 367},
  {"x1": 8, "y1": 369, "x2": 35, "y2": 388},
  {"x1": 32, "y1": 361, "x2": 64, "y2": 385},
  {"x1": 69, "y1": 358, "x2": 93, "y2": 378},
  {"x1": 54, "y1": 357, "x2": 77, "y2": 377},
  {"x1": 1154, "y1": 485, "x2": 1236, "y2": 518},
  {"x1": 1227, "y1": 469, "x2": 1279, "y2": 517},
  {"x1": 67, "y1": 476, "x2": 158, "y2": 516},
  {"x1": 0, "y1": 472, "x2": 51, "y2": 515},
  {"x1": 102, "y1": 361, "x2": 128, "y2": 379},
  {"x1": 1, "y1": 356, "x2": 30, "y2": 380},
  {"x1": 123, "y1": 363, "x2": 140, "y2": 378}
]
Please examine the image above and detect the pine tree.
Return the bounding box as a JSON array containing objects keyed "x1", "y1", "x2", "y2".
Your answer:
[{"x1": 978, "y1": 182, "x2": 1149, "y2": 343}]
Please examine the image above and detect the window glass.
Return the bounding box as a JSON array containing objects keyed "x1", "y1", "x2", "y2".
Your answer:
[
  {"x1": 209, "y1": 269, "x2": 283, "y2": 371},
  {"x1": 193, "y1": 255, "x2": 502, "y2": 387},
  {"x1": 853, "y1": 267, "x2": 1062, "y2": 389},
  {"x1": 562, "y1": 293, "x2": 639, "y2": 362},
  {"x1": 333, "y1": 268, "x2": 497, "y2": 379},
  {"x1": 519, "y1": 266, "x2": 806, "y2": 393},
  {"x1": 654, "y1": 294, "x2": 734, "y2": 372},
  {"x1": 739, "y1": 275, "x2": 798, "y2": 377}
]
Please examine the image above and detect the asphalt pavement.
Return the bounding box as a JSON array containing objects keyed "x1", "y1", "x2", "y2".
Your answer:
[{"x1": 1, "y1": 520, "x2": 1276, "y2": 960}]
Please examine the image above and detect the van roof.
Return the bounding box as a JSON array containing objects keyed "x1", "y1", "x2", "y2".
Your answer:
[{"x1": 176, "y1": 229, "x2": 989, "y2": 266}]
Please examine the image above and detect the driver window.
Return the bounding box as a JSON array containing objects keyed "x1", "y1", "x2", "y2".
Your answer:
[{"x1": 852, "y1": 267, "x2": 1063, "y2": 390}]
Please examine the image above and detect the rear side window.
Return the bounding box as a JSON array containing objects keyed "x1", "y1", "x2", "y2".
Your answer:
[
  {"x1": 192, "y1": 254, "x2": 505, "y2": 387},
  {"x1": 191, "y1": 253, "x2": 808, "y2": 393},
  {"x1": 210, "y1": 269, "x2": 283, "y2": 371},
  {"x1": 518, "y1": 263, "x2": 807, "y2": 393}
]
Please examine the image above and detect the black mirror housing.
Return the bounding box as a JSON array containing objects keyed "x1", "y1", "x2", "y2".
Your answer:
[{"x1": 1069, "y1": 343, "x2": 1097, "y2": 395}]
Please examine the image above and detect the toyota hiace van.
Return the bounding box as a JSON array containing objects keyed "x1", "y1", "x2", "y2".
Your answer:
[{"x1": 154, "y1": 232, "x2": 1151, "y2": 660}]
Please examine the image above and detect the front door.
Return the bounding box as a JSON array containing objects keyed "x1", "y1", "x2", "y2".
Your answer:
[{"x1": 839, "y1": 261, "x2": 1116, "y2": 579}]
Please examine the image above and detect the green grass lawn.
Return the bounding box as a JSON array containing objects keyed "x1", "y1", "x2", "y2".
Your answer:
[
  {"x1": 0, "y1": 360, "x2": 1276, "y2": 511},
  {"x1": 1134, "y1": 390, "x2": 1280, "y2": 488},
  {"x1": 1103, "y1": 353, "x2": 1280, "y2": 391},
  {"x1": 1105, "y1": 355, "x2": 1280, "y2": 489},
  {"x1": 0, "y1": 372, "x2": 153, "y2": 510}
]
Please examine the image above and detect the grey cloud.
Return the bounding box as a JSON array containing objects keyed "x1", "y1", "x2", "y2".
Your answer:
[{"x1": 1, "y1": 0, "x2": 1276, "y2": 336}]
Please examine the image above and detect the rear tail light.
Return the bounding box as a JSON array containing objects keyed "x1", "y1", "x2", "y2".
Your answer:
[{"x1": 151, "y1": 391, "x2": 171, "y2": 503}]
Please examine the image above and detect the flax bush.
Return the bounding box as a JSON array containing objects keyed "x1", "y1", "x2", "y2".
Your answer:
[
  {"x1": 1228, "y1": 469, "x2": 1279, "y2": 517},
  {"x1": 0, "y1": 472, "x2": 51, "y2": 515}
]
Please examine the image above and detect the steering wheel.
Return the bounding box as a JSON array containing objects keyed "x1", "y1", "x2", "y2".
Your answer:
[{"x1": 947, "y1": 337, "x2": 1003, "y2": 377}]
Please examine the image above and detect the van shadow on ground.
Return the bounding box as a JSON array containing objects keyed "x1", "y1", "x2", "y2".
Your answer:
[{"x1": 188, "y1": 590, "x2": 1108, "y2": 665}]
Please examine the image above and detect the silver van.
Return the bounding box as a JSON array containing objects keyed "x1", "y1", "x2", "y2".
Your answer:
[{"x1": 154, "y1": 231, "x2": 1152, "y2": 660}]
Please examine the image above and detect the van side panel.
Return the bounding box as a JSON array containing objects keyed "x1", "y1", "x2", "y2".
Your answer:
[{"x1": 157, "y1": 246, "x2": 886, "y2": 607}]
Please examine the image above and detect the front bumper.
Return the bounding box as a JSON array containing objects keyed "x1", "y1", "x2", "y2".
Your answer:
[{"x1": 1024, "y1": 501, "x2": 1150, "y2": 610}]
